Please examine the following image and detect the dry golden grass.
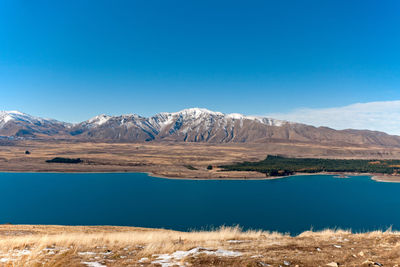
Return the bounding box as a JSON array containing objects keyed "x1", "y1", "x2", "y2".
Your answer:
[
  {"x1": 2, "y1": 140, "x2": 400, "y2": 179},
  {"x1": 1, "y1": 225, "x2": 400, "y2": 266}
]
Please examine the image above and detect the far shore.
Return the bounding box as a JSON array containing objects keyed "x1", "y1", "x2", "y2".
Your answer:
[
  {"x1": 152, "y1": 171, "x2": 400, "y2": 183},
  {"x1": 2, "y1": 140, "x2": 400, "y2": 183}
]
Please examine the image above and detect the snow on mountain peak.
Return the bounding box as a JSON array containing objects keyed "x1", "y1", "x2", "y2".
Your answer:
[
  {"x1": 1, "y1": 110, "x2": 68, "y2": 125},
  {"x1": 6, "y1": 110, "x2": 24, "y2": 115},
  {"x1": 1, "y1": 110, "x2": 25, "y2": 117},
  {"x1": 224, "y1": 112, "x2": 287, "y2": 126},
  {"x1": 151, "y1": 108, "x2": 289, "y2": 128},
  {"x1": 87, "y1": 114, "x2": 112, "y2": 126},
  {"x1": 0, "y1": 108, "x2": 291, "y2": 136},
  {"x1": 175, "y1": 108, "x2": 223, "y2": 117},
  {"x1": 0, "y1": 110, "x2": 32, "y2": 125},
  {"x1": 0, "y1": 112, "x2": 14, "y2": 125},
  {"x1": 226, "y1": 113, "x2": 246, "y2": 120},
  {"x1": 0, "y1": 110, "x2": 69, "y2": 129}
]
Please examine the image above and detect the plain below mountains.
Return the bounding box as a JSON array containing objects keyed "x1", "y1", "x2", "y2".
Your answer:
[{"x1": 1, "y1": 108, "x2": 400, "y2": 148}]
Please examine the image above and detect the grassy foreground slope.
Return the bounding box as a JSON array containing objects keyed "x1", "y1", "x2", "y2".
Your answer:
[
  {"x1": 0, "y1": 225, "x2": 398, "y2": 266},
  {"x1": 221, "y1": 155, "x2": 400, "y2": 177}
]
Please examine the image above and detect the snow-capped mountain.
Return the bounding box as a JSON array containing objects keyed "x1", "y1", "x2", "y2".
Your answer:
[
  {"x1": 150, "y1": 108, "x2": 290, "y2": 142},
  {"x1": 70, "y1": 108, "x2": 291, "y2": 142},
  {"x1": 70, "y1": 113, "x2": 159, "y2": 141},
  {"x1": 2, "y1": 108, "x2": 400, "y2": 147},
  {"x1": 0, "y1": 110, "x2": 70, "y2": 138}
]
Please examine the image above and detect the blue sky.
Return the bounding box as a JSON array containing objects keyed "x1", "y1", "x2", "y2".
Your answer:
[{"x1": 1, "y1": 0, "x2": 400, "y2": 123}]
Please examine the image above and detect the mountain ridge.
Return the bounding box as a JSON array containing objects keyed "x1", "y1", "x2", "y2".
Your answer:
[{"x1": 1, "y1": 108, "x2": 400, "y2": 147}]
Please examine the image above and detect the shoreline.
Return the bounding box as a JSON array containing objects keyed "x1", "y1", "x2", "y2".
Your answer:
[
  {"x1": 1, "y1": 169, "x2": 400, "y2": 183},
  {"x1": 0, "y1": 223, "x2": 396, "y2": 237},
  {"x1": 3, "y1": 140, "x2": 400, "y2": 182}
]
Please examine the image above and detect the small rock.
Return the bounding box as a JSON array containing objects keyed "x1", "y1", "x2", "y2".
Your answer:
[
  {"x1": 359, "y1": 251, "x2": 365, "y2": 257},
  {"x1": 374, "y1": 262, "x2": 383, "y2": 267},
  {"x1": 362, "y1": 260, "x2": 374, "y2": 265},
  {"x1": 326, "y1": 263, "x2": 339, "y2": 267},
  {"x1": 317, "y1": 248, "x2": 322, "y2": 251},
  {"x1": 251, "y1": 255, "x2": 263, "y2": 258},
  {"x1": 333, "y1": 245, "x2": 342, "y2": 248},
  {"x1": 284, "y1": 261, "x2": 290, "y2": 266}
]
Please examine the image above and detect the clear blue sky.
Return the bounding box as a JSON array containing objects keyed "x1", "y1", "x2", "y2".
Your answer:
[{"x1": 1, "y1": 0, "x2": 400, "y2": 122}]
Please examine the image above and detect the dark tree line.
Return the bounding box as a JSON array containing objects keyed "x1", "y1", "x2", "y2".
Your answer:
[
  {"x1": 46, "y1": 157, "x2": 82, "y2": 164},
  {"x1": 220, "y1": 155, "x2": 400, "y2": 176}
]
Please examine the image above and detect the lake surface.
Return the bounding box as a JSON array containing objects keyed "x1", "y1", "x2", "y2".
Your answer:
[{"x1": 1, "y1": 173, "x2": 399, "y2": 234}]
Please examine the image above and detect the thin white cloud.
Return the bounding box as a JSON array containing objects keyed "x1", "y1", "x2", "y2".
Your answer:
[{"x1": 266, "y1": 100, "x2": 400, "y2": 136}]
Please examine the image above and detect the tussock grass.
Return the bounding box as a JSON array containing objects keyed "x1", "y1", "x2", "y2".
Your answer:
[
  {"x1": 298, "y1": 228, "x2": 352, "y2": 238},
  {"x1": 0, "y1": 225, "x2": 271, "y2": 252},
  {"x1": 0, "y1": 225, "x2": 277, "y2": 266},
  {"x1": 1, "y1": 225, "x2": 400, "y2": 266}
]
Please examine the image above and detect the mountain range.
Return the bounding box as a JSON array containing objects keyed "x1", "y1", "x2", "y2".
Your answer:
[{"x1": 1, "y1": 108, "x2": 400, "y2": 147}]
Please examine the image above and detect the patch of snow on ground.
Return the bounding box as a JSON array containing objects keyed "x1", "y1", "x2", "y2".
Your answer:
[
  {"x1": 0, "y1": 249, "x2": 32, "y2": 263},
  {"x1": 138, "y1": 257, "x2": 149, "y2": 262},
  {"x1": 81, "y1": 261, "x2": 107, "y2": 267},
  {"x1": 227, "y1": 240, "x2": 250, "y2": 243},
  {"x1": 78, "y1": 252, "x2": 97, "y2": 256},
  {"x1": 11, "y1": 249, "x2": 31, "y2": 256},
  {"x1": 42, "y1": 246, "x2": 69, "y2": 255},
  {"x1": 151, "y1": 247, "x2": 242, "y2": 267},
  {"x1": 202, "y1": 249, "x2": 242, "y2": 257}
]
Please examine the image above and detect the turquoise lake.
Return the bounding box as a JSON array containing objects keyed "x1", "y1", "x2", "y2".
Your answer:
[{"x1": 1, "y1": 173, "x2": 399, "y2": 234}]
